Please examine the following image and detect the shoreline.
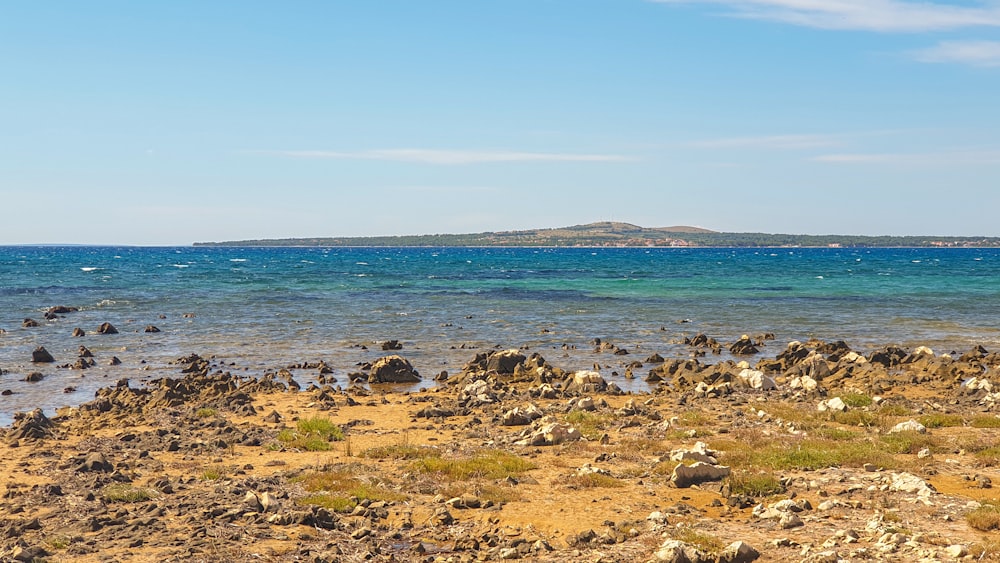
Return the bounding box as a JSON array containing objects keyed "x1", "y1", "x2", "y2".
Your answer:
[{"x1": 4, "y1": 337, "x2": 1000, "y2": 561}]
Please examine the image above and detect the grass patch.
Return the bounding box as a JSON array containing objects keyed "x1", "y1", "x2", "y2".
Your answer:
[
  {"x1": 102, "y1": 484, "x2": 157, "y2": 503},
  {"x1": 968, "y1": 502, "x2": 1000, "y2": 531},
  {"x1": 294, "y1": 468, "x2": 407, "y2": 513},
  {"x1": 276, "y1": 416, "x2": 345, "y2": 451},
  {"x1": 361, "y1": 444, "x2": 441, "y2": 460},
  {"x1": 677, "y1": 410, "x2": 712, "y2": 427},
  {"x1": 917, "y1": 413, "x2": 965, "y2": 429},
  {"x1": 201, "y1": 465, "x2": 228, "y2": 481},
  {"x1": 813, "y1": 427, "x2": 860, "y2": 441},
  {"x1": 974, "y1": 446, "x2": 1000, "y2": 467},
  {"x1": 719, "y1": 436, "x2": 898, "y2": 471},
  {"x1": 971, "y1": 416, "x2": 1000, "y2": 429},
  {"x1": 567, "y1": 472, "x2": 624, "y2": 489},
  {"x1": 832, "y1": 409, "x2": 884, "y2": 428},
  {"x1": 410, "y1": 449, "x2": 535, "y2": 481},
  {"x1": 669, "y1": 527, "x2": 725, "y2": 554},
  {"x1": 194, "y1": 407, "x2": 217, "y2": 418},
  {"x1": 439, "y1": 482, "x2": 523, "y2": 504},
  {"x1": 727, "y1": 470, "x2": 785, "y2": 497},
  {"x1": 840, "y1": 392, "x2": 873, "y2": 408},
  {"x1": 879, "y1": 431, "x2": 940, "y2": 455},
  {"x1": 878, "y1": 403, "x2": 913, "y2": 417},
  {"x1": 565, "y1": 411, "x2": 614, "y2": 440},
  {"x1": 47, "y1": 536, "x2": 70, "y2": 550}
]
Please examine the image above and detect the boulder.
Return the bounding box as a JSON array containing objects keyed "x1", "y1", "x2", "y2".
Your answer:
[
  {"x1": 670, "y1": 442, "x2": 719, "y2": 465},
  {"x1": 652, "y1": 539, "x2": 706, "y2": 563},
  {"x1": 737, "y1": 368, "x2": 776, "y2": 391},
  {"x1": 718, "y1": 541, "x2": 760, "y2": 563},
  {"x1": 144, "y1": 325, "x2": 161, "y2": 333},
  {"x1": 22, "y1": 318, "x2": 40, "y2": 328},
  {"x1": 729, "y1": 335, "x2": 759, "y2": 355},
  {"x1": 75, "y1": 452, "x2": 114, "y2": 473},
  {"x1": 565, "y1": 370, "x2": 607, "y2": 393},
  {"x1": 368, "y1": 355, "x2": 420, "y2": 383},
  {"x1": 8, "y1": 408, "x2": 54, "y2": 441},
  {"x1": 47, "y1": 306, "x2": 79, "y2": 315},
  {"x1": 31, "y1": 346, "x2": 55, "y2": 363},
  {"x1": 817, "y1": 397, "x2": 848, "y2": 413},
  {"x1": 71, "y1": 327, "x2": 85, "y2": 337},
  {"x1": 459, "y1": 379, "x2": 498, "y2": 407},
  {"x1": 97, "y1": 322, "x2": 118, "y2": 335},
  {"x1": 486, "y1": 349, "x2": 527, "y2": 375},
  {"x1": 890, "y1": 419, "x2": 927, "y2": 434},
  {"x1": 515, "y1": 417, "x2": 582, "y2": 446},
  {"x1": 671, "y1": 461, "x2": 731, "y2": 488},
  {"x1": 381, "y1": 339, "x2": 402, "y2": 351}
]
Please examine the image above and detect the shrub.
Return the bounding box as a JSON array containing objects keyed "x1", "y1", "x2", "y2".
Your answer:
[
  {"x1": 727, "y1": 470, "x2": 785, "y2": 497},
  {"x1": 102, "y1": 484, "x2": 157, "y2": 503},
  {"x1": 968, "y1": 502, "x2": 1000, "y2": 531},
  {"x1": 409, "y1": 450, "x2": 535, "y2": 480}
]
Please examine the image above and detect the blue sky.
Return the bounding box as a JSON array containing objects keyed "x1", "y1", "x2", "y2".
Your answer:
[{"x1": 2, "y1": 0, "x2": 999, "y2": 244}]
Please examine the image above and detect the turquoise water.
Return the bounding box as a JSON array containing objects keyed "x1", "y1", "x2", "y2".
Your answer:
[{"x1": 2, "y1": 246, "x2": 999, "y2": 424}]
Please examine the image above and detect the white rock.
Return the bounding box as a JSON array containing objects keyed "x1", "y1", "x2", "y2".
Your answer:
[
  {"x1": 945, "y1": 544, "x2": 968, "y2": 558},
  {"x1": 671, "y1": 461, "x2": 731, "y2": 488},
  {"x1": 889, "y1": 472, "x2": 936, "y2": 501},
  {"x1": 890, "y1": 419, "x2": 927, "y2": 434},
  {"x1": 739, "y1": 368, "x2": 777, "y2": 391},
  {"x1": 917, "y1": 448, "x2": 931, "y2": 459},
  {"x1": 818, "y1": 397, "x2": 848, "y2": 413}
]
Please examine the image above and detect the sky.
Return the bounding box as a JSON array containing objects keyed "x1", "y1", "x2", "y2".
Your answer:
[{"x1": 2, "y1": 0, "x2": 1000, "y2": 245}]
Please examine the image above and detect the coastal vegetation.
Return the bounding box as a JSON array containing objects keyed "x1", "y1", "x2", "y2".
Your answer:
[{"x1": 195, "y1": 221, "x2": 1000, "y2": 248}]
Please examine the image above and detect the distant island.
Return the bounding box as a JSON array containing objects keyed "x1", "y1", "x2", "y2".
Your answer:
[{"x1": 194, "y1": 222, "x2": 1000, "y2": 248}]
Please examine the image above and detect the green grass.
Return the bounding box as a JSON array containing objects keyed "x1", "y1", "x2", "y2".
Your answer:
[
  {"x1": 727, "y1": 470, "x2": 785, "y2": 497},
  {"x1": 361, "y1": 444, "x2": 441, "y2": 460},
  {"x1": 565, "y1": 411, "x2": 614, "y2": 440},
  {"x1": 970, "y1": 416, "x2": 1000, "y2": 429},
  {"x1": 409, "y1": 450, "x2": 535, "y2": 480},
  {"x1": 293, "y1": 468, "x2": 408, "y2": 513},
  {"x1": 669, "y1": 527, "x2": 725, "y2": 554},
  {"x1": 194, "y1": 407, "x2": 218, "y2": 418},
  {"x1": 813, "y1": 427, "x2": 860, "y2": 441},
  {"x1": 974, "y1": 446, "x2": 1000, "y2": 467},
  {"x1": 719, "y1": 436, "x2": 898, "y2": 471},
  {"x1": 102, "y1": 484, "x2": 158, "y2": 503},
  {"x1": 968, "y1": 502, "x2": 1000, "y2": 531},
  {"x1": 201, "y1": 465, "x2": 228, "y2": 481},
  {"x1": 840, "y1": 392, "x2": 873, "y2": 408},
  {"x1": 917, "y1": 413, "x2": 965, "y2": 429},
  {"x1": 276, "y1": 416, "x2": 345, "y2": 451},
  {"x1": 567, "y1": 472, "x2": 624, "y2": 489},
  {"x1": 879, "y1": 431, "x2": 940, "y2": 455}
]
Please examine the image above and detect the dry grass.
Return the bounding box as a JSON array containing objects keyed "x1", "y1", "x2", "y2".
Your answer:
[
  {"x1": 102, "y1": 484, "x2": 158, "y2": 503},
  {"x1": 293, "y1": 467, "x2": 407, "y2": 513},
  {"x1": 917, "y1": 413, "x2": 965, "y2": 428},
  {"x1": 968, "y1": 502, "x2": 1000, "y2": 531},
  {"x1": 727, "y1": 470, "x2": 785, "y2": 497},
  {"x1": 409, "y1": 449, "x2": 535, "y2": 481},
  {"x1": 566, "y1": 472, "x2": 624, "y2": 489},
  {"x1": 276, "y1": 416, "x2": 344, "y2": 451}
]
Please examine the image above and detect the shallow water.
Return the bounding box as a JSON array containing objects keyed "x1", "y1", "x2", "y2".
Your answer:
[{"x1": 2, "y1": 246, "x2": 999, "y2": 425}]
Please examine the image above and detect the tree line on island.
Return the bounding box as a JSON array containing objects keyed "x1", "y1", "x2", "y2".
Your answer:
[{"x1": 194, "y1": 222, "x2": 1000, "y2": 248}]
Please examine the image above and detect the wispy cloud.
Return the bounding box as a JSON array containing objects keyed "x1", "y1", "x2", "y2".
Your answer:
[
  {"x1": 686, "y1": 133, "x2": 842, "y2": 149},
  {"x1": 913, "y1": 40, "x2": 1000, "y2": 66},
  {"x1": 263, "y1": 149, "x2": 635, "y2": 165},
  {"x1": 814, "y1": 150, "x2": 1000, "y2": 164},
  {"x1": 650, "y1": 0, "x2": 1000, "y2": 32}
]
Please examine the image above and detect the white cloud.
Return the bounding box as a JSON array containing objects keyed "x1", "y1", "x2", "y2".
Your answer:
[
  {"x1": 686, "y1": 133, "x2": 841, "y2": 149},
  {"x1": 264, "y1": 148, "x2": 635, "y2": 164},
  {"x1": 814, "y1": 150, "x2": 1000, "y2": 164},
  {"x1": 650, "y1": 0, "x2": 1000, "y2": 32},
  {"x1": 913, "y1": 39, "x2": 1000, "y2": 66}
]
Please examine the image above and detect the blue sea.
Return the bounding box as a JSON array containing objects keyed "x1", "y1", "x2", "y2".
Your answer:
[{"x1": 2, "y1": 246, "x2": 999, "y2": 425}]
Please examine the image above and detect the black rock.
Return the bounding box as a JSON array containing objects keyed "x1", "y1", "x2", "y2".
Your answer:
[{"x1": 31, "y1": 347, "x2": 55, "y2": 363}]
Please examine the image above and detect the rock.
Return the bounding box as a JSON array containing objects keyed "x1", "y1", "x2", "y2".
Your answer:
[
  {"x1": 669, "y1": 442, "x2": 719, "y2": 465},
  {"x1": 515, "y1": 417, "x2": 582, "y2": 446},
  {"x1": 501, "y1": 404, "x2": 543, "y2": 426},
  {"x1": 97, "y1": 322, "x2": 118, "y2": 334},
  {"x1": 22, "y1": 318, "x2": 40, "y2": 328},
  {"x1": 8, "y1": 408, "x2": 55, "y2": 440},
  {"x1": 431, "y1": 506, "x2": 454, "y2": 526},
  {"x1": 108, "y1": 356, "x2": 122, "y2": 366},
  {"x1": 144, "y1": 325, "x2": 161, "y2": 333},
  {"x1": 818, "y1": 397, "x2": 847, "y2": 413},
  {"x1": 31, "y1": 346, "x2": 55, "y2": 363},
  {"x1": 730, "y1": 335, "x2": 759, "y2": 355},
  {"x1": 890, "y1": 420, "x2": 927, "y2": 434},
  {"x1": 486, "y1": 349, "x2": 527, "y2": 375},
  {"x1": 72, "y1": 327, "x2": 85, "y2": 337},
  {"x1": 459, "y1": 379, "x2": 498, "y2": 407},
  {"x1": 78, "y1": 346, "x2": 93, "y2": 358},
  {"x1": 565, "y1": 370, "x2": 607, "y2": 393},
  {"x1": 779, "y1": 512, "x2": 804, "y2": 529},
  {"x1": 889, "y1": 472, "x2": 936, "y2": 501},
  {"x1": 48, "y1": 305, "x2": 78, "y2": 314},
  {"x1": 945, "y1": 544, "x2": 968, "y2": 558},
  {"x1": 381, "y1": 339, "x2": 403, "y2": 350},
  {"x1": 645, "y1": 353, "x2": 665, "y2": 363},
  {"x1": 717, "y1": 541, "x2": 760, "y2": 563},
  {"x1": 23, "y1": 372, "x2": 44, "y2": 382},
  {"x1": 652, "y1": 539, "x2": 705, "y2": 563},
  {"x1": 671, "y1": 461, "x2": 731, "y2": 488},
  {"x1": 737, "y1": 368, "x2": 776, "y2": 391},
  {"x1": 75, "y1": 452, "x2": 114, "y2": 473},
  {"x1": 368, "y1": 355, "x2": 420, "y2": 383}
]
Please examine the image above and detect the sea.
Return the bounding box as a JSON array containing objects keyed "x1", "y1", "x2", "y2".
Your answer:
[{"x1": 2, "y1": 245, "x2": 999, "y2": 426}]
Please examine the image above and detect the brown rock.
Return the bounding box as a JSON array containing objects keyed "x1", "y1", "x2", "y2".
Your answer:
[
  {"x1": 97, "y1": 322, "x2": 118, "y2": 334},
  {"x1": 369, "y1": 355, "x2": 421, "y2": 383},
  {"x1": 31, "y1": 347, "x2": 55, "y2": 363}
]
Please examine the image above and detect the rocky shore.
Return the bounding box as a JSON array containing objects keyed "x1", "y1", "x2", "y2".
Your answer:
[{"x1": 4, "y1": 334, "x2": 1000, "y2": 562}]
